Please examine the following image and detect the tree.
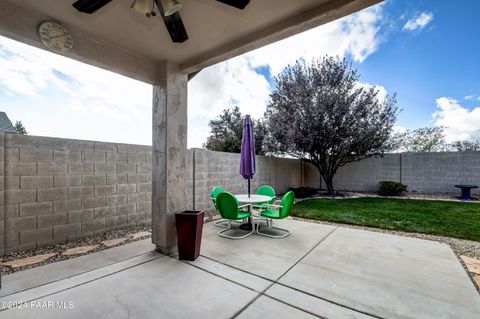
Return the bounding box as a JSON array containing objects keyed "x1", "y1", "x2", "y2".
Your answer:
[
  {"x1": 450, "y1": 135, "x2": 480, "y2": 151},
  {"x1": 399, "y1": 126, "x2": 447, "y2": 152},
  {"x1": 203, "y1": 106, "x2": 267, "y2": 155},
  {"x1": 264, "y1": 57, "x2": 397, "y2": 194},
  {"x1": 15, "y1": 121, "x2": 28, "y2": 135}
]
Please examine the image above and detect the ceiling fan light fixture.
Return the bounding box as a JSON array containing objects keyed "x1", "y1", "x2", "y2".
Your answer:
[
  {"x1": 131, "y1": 0, "x2": 150, "y2": 16},
  {"x1": 160, "y1": 0, "x2": 183, "y2": 16}
]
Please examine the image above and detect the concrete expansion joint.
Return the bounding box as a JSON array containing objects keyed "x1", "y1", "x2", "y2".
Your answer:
[
  {"x1": 188, "y1": 227, "x2": 384, "y2": 319},
  {"x1": 0, "y1": 251, "x2": 167, "y2": 311}
]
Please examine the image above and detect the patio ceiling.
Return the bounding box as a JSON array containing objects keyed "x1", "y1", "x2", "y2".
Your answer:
[{"x1": 0, "y1": 0, "x2": 382, "y2": 83}]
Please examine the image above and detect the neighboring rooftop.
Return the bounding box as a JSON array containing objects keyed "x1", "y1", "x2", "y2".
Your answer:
[{"x1": 0, "y1": 111, "x2": 17, "y2": 134}]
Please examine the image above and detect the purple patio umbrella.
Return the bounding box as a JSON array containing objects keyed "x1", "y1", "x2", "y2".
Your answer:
[{"x1": 240, "y1": 115, "x2": 256, "y2": 197}]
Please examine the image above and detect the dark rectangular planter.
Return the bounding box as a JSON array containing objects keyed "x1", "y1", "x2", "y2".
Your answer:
[{"x1": 175, "y1": 210, "x2": 204, "y2": 261}]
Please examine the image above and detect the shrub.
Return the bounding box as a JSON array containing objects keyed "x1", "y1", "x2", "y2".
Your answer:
[
  {"x1": 287, "y1": 187, "x2": 318, "y2": 198},
  {"x1": 378, "y1": 181, "x2": 407, "y2": 196}
]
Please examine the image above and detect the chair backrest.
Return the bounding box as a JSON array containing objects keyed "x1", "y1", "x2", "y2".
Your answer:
[
  {"x1": 211, "y1": 186, "x2": 225, "y2": 209},
  {"x1": 279, "y1": 191, "x2": 295, "y2": 219},
  {"x1": 216, "y1": 192, "x2": 240, "y2": 220},
  {"x1": 256, "y1": 185, "x2": 275, "y2": 204}
]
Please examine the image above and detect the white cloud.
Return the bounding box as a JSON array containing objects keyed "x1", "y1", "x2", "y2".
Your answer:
[
  {"x1": 356, "y1": 82, "x2": 388, "y2": 102},
  {"x1": 465, "y1": 95, "x2": 475, "y2": 100},
  {"x1": 434, "y1": 97, "x2": 480, "y2": 142},
  {"x1": 403, "y1": 12, "x2": 434, "y2": 31},
  {"x1": 188, "y1": 3, "x2": 386, "y2": 147},
  {"x1": 245, "y1": 4, "x2": 384, "y2": 75},
  {"x1": 0, "y1": 36, "x2": 152, "y2": 145},
  {"x1": 188, "y1": 56, "x2": 271, "y2": 120}
]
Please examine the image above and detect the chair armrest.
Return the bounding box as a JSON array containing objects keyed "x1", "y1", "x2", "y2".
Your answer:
[{"x1": 238, "y1": 204, "x2": 251, "y2": 209}]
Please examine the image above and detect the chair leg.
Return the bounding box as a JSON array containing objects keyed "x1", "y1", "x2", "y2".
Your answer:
[
  {"x1": 218, "y1": 220, "x2": 254, "y2": 239},
  {"x1": 214, "y1": 218, "x2": 244, "y2": 228},
  {"x1": 256, "y1": 218, "x2": 291, "y2": 238},
  {"x1": 213, "y1": 219, "x2": 229, "y2": 228}
]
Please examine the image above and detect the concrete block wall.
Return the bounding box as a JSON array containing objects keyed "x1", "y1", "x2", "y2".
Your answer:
[
  {"x1": 0, "y1": 137, "x2": 306, "y2": 254},
  {"x1": 403, "y1": 152, "x2": 480, "y2": 194},
  {"x1": 190, "y1": 149, "x2": 312, "y2": 211},
  {"x1": 191, "y1": 148, "x2": 272, "y2": 212},
  {"x1": 330, "y1": 152, "x2": 480, "y2": 196},
  {"x1": 3, "y1": 133, "x2": 477, "y2": 254},
  {"x1": 333, "y1": 154, "x2": 401, "y2": 192},
  {"x1": 3, "y1": 134, "x2": 152, "y2": 254}
]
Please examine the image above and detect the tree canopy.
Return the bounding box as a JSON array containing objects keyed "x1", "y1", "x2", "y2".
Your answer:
[
  {"x1": 395, "y1": 126, "x2": 480, "y2": 152},
  {"x1": 451, "y1": 137, "x2": 480, "y2": 151},
  {"x1": 264, "y1": 56, "x2": 398, "y2": 194},
  {"x1": 397, "y1": 126, "x2": 447, "y2": 152},
  {"x1": 15, "y1": 121, "x2": 28, "y2": 135},
  {"x1": 203, "y1": 106, "x2": 267, "y2": 155}
]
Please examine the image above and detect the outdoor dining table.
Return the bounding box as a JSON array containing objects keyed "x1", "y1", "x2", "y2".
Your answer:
[{"x1": 235, "y1": 194, "x2": 274, "y2": 231}]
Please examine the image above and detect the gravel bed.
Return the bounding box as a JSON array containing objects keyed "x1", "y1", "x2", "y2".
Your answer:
[
  {"x1": 291, "y1": 216, "x2": 480, "y2": 293},
  {"x1": 1, "y1": 226, "x2": 151, "y2": 276},
  {"x1": 296, "y1": 191, "x2": 480, "y2": 203}
]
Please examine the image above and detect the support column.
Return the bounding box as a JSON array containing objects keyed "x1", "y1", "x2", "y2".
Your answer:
[{"x1": 151, "y1": 62, "x2": 188, "y2": 254}]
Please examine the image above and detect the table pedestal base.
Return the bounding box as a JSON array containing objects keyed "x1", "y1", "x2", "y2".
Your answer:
[{"x1": 239, "y1": 218, "x2": 253, "y2": 231}]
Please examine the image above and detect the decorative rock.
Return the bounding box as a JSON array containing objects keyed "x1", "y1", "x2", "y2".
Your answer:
[
  {"x1": 460, "y1": 255, "x2": 480, "y2": 275},
  {"x1": 131, "y1": 231, "x2": 151, "y2": 240},
  {"x1": 1, "y1": 253, "x2": 57, "y2": 268},
  {"x1": 101, "y1": 237, "x2": 128, "y2": 247},
  {"x1": 62, "y1": 245, "x2": 98, "y2": 256}
]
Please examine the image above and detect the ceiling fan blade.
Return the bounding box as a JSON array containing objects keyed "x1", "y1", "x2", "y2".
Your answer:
[
  {"x1": 154, "y1": 0, "x2": 188, "y2": 43},
  {"x1": 216, "y1": 0, "x2": 250, "y2": 10},
  {"x1": 72, "y1": 0, "x2": 112, "y2": 14}
]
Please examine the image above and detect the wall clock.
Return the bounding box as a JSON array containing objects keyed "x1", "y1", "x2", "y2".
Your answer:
[{"x1": 38, "y1": 21, "x2": 74, "y2": 54}]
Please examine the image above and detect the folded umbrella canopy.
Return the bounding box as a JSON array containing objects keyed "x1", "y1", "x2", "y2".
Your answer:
[{"x1": 240, "y1": 115, "x2": 256, "y2": 197}]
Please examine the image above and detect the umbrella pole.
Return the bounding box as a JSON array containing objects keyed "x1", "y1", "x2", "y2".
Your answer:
[{"x1": 248, "y1": 178, "x2": 251, "y2": 197}]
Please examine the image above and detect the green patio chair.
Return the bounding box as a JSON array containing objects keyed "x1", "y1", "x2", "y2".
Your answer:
[
  {"x1": 253, "y1": 185, "x2": 276, "y2": 210},
  {"x1": 216, "y1": 192, "x2": 253, "y2": 239},
  {"x1": 256, "y1": 191, "x2": 295, "y2": 238},
  {"x1": 211, "y1": 186, "x2": 229, "y2": 228}
]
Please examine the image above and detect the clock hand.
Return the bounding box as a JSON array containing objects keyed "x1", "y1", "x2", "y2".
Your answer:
[{"x1": 47, "y1": 33, "x2": 68, "y2": 40}]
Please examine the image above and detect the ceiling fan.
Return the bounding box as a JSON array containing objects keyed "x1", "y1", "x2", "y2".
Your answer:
[{"x1": 72, "y1": 0, "x2": 250, "y2": 43}]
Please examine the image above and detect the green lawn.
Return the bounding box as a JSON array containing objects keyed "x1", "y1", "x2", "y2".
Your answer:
[{"x1": 292, "y1": 197, "x2": 480, "y2": 241}]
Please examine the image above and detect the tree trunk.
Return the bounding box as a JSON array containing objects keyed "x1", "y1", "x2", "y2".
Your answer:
[
  {"x1": 315, "y1": 165, "x2": 336, "y2": 195},
  {"x1": 324, "y1": 174, "x2": 335, "y2": 195}
]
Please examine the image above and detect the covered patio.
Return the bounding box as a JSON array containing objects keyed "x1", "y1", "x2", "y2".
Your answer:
[
  {"x1": 0, "y1": 0, "x2": 382, "y2": 254},
  {"x1": 1, "y1": 219, "x2": 479, "y2": 318},
  {"x1": 1, "y1": 1, "x2": 479, "y2": 318}
]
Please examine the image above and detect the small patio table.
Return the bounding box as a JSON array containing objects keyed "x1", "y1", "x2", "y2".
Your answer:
[
  {"x1": 454, "y1": 184, "x2": 478, "y2": 200},
  {"x1": 235, "y1": 194, "x2": 273, "y2": 231}
]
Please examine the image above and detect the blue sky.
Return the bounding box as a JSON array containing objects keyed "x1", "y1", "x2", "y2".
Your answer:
[{"x1": 0, "y1": 0, "x2": 479, "y2": 146}]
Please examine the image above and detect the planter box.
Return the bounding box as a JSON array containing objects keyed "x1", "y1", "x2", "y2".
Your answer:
[{"x1": 175, "y1": 210, "x2": 204, "y2": 261}]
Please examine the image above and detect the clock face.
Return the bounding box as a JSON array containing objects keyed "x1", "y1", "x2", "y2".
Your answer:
[{"x1": 38, "y1": 22, "x2": 74, "y2": 53}]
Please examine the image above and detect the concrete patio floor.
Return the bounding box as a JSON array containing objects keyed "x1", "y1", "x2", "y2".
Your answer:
[{"x1": 1, "y1": 219, "x2": 479, "y2": 318}]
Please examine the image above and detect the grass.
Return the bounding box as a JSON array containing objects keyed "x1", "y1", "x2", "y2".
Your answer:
[{"x1": 292, "y1": 197, "x2": 480, "y2": 241}]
